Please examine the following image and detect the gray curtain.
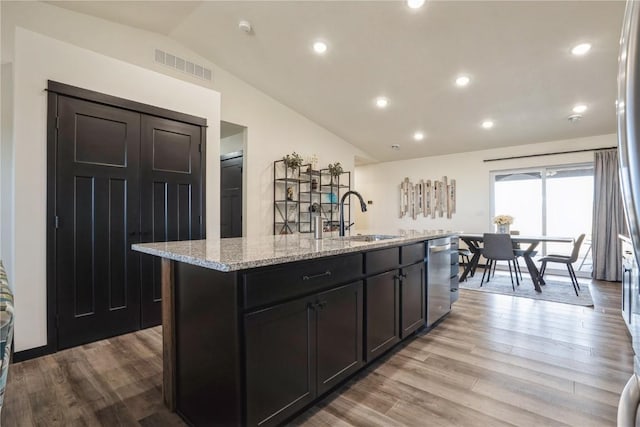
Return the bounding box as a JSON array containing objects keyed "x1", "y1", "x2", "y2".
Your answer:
[{"x1": 592, "y1": 149, "x2": 627, "y2": 281}]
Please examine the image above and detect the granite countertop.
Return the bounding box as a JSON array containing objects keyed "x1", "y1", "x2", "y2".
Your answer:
[{"x1": 132, "y1": 229, "x2": 459, "y2": 272}]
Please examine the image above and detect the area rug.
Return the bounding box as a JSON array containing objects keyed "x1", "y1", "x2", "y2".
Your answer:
[{"x1": 458, "y1": 270, "x2": 594, "y2": 307}]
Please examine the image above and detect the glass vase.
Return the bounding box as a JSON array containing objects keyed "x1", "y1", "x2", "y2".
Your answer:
[{"x1": 496, "y1": 224, "x2": 510, "y2": 234}]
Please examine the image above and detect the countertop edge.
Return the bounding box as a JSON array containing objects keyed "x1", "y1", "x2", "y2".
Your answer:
[{"x1": 132, "y1": 232, "x2": 458, "y2": 272}]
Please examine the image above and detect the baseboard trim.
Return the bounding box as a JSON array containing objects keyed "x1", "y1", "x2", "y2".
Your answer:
[{"x1": 13, "y1": 345, "x2": 53, "y2": 363}]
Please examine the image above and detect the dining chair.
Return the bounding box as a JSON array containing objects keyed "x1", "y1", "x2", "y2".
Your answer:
[
  {"x1": 481, "y1": 233, "x2": 520, "y2": 290},
  {"x1": 458, "y1": 247, "x2": 474, "y2": 276},
  {"x1": 510, "y1": 230, "x2": 537, "y2": 280},
  {"x1": 538, "y1": 233, "x2": 586, "y2": 297}
]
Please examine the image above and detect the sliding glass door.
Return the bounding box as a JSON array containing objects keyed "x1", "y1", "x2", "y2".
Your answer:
[{"x1": 492, "y1": 163, "x2": 593, "y2": 273}]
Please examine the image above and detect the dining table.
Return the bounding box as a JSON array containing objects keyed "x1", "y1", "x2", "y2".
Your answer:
[{"x1": 458, "y1": 233, "x2": 575, "y2": 292}]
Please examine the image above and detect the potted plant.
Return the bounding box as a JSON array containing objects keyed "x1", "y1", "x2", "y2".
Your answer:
[
  {"x1": 327, "y1": 162, "x2": 343, "y2": 185},
  {"x1": 282, "y1": 152, "x2": 303, "y2": 173},
  {"x1": 493, "y1": 214, "x2": 514, "y2": 233}
]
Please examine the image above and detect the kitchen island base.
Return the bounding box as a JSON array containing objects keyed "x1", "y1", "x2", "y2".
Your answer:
[{"x1": 139, "y1": 233, "x2": 458, "y2": 426}]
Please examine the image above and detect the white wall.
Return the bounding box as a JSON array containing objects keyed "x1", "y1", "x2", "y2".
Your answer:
[
  {"x1": 9, "y1": 28, "x2": 221, "y2": 351},
  {"x1": 221, "y1": 132, "x2": 245, "y2": 155},
  {"x1": 354, "y1": 134, "x2": 615, "y2": 233},
  {"x1": 1, "y1": 63, "x2": 13, "y2": 282}
]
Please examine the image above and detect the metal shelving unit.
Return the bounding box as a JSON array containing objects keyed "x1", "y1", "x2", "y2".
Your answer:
[
  {"x1": 298, "y1": 165, "x2": 323, "y2": 233},
  {"x1": 274, "y1": 160, "x2": 351, "y2": 234},
  {"x1": 319, "y1": 170, "x2": 351, "y2": 232},
  {"x1": 273, "y1": 159, "x2": 305, "y2": 234}
]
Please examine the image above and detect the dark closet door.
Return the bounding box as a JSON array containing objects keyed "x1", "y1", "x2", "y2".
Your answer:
[
  {"x1": 220, "y1": 154, "x2": 243, "y2": 238},
  {"x1": 56, "y1": 96, "x2": 141, "y2": 349},
  {"x1": 140, "y1": 116, "x2": 203, "y2": 328}
]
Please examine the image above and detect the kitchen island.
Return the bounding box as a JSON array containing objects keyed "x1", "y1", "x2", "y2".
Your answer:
[{"x1": 133, "y1": 230, "x2": 458, "y2": 427}]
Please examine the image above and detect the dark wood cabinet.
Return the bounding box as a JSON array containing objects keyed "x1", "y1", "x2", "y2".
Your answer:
[
  {"x1": 245, "y1": 296, "x2": 316, "y2": 427},
  {"x1": 400, "y1": 262, "x2": 425, "y2": 338},
  {"x1": 245, "y1": 281, "x2": 363, "y2": 427},
  {"x1": 316, "y1": 282, "x2": 363, "y2": 394},
  {"x1": 164, "y1": 237, "x2": 459, "y2": 426},
  {"x1": 365, "y1": 270, "x2": 400, "y2": 362}
]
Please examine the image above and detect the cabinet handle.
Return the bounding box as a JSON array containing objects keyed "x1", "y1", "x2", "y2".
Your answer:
[{"x1": 302, "y1": 271, "x2": 332, "y2": 281}]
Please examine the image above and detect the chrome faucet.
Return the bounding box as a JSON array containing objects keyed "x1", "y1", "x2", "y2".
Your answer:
[{"x1": 339, "y1": 190, "x2": 367, "y2": 236}]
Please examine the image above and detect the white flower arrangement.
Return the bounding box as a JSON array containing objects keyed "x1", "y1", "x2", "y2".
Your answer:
[{"x1": 493, "y1": 214, "x2": 514, "y2": 225}]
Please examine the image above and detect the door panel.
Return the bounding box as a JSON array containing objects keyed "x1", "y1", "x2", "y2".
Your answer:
[
  {"x1": 140, "y1": 116, "x2": 203, "y2": 328},
  {"x1": 245, "y1": 297, "x2": 316, "y2": 427},
  {"x1": 316, "y1": 281, "x2": 363, "y2": 395},
  {"x1": 401, "y1": 262, "x2": 425, "y2": 338},
  {"x1": 365, "y1": 270, "x2": 400, "y2": 362},
  {"x1": 56, "y1": 96, "x2": 141, "y2": 349}
]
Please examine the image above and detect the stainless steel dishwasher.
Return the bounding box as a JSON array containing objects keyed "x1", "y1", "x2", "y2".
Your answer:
[{"x1": 427, "y1": 237, "x2": 452, "y2": 326}]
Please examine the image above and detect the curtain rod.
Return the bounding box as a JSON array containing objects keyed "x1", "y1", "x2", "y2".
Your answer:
[{"x1": 483, "y1": 146, "x2": 617, "y2": 162}]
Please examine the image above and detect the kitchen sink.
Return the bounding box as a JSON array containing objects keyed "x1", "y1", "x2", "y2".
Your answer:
[{"x1": 336, "y1": 234, "x2": 401, "y2": 242}]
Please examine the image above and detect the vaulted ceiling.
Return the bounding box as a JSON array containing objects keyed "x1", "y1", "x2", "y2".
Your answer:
[{"x1": 50, "y1": 1, "x2": 624, "y2": 162}]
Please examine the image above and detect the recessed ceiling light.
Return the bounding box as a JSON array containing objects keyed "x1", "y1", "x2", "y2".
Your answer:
[
  {"x1": 313, "y1": 41, "x2": 328, "y2": 55},
  {"x1": 375, "y1": 97, "x2": 389, "y2": 108},
  {"x1": 407, "y1": 0, "x2": 425, "y2": 9},
  {"x1": 481, "y1": 120, "x2": 494, "y2": 129},
  {"x1": 238, "y1": 20, "x2": 252, "y2": 33},
  {"x1": 572, "y1": 104, "x2": 588, "y2": 113},
  {"x1": 571, "y1": 43, "x2": 591, "y2": 56},
  {"x1": 391, "y1": 144, "x2": 401, "y2": 150},
  {"x1": 568, "y1": 114, "x2": 583, "y2": 123},
  {"x1": 455, "y1": 75, "x2": 471, "y2": 87},
  {"x1": 413, "y1": 131, "x2": 425, "y2": 141}
]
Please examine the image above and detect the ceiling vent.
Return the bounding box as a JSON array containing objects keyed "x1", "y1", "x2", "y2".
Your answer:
[{"x1": 155, "y1": 49, "x2": 212, "y2": 82}]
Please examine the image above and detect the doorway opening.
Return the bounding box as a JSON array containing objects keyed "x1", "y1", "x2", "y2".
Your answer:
[{"x1": 220, "y1": 121, "x2": 247, "y2": 238}]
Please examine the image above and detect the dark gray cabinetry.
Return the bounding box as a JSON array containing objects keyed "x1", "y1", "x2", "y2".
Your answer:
[
  {"x1": 365, "y1": 243, "x2": 426, "y2": 360},
  {"x1": 400, "y1": 262, "x2": 426, "y2": 338},
  {"x1": 365, "y1": 270, "x2": 400, "y2": 361},
  {"x1": 170, "y1": 236, "x2": 457, "y2": 426},
  {"x1": 316, "y1": 283, "x2": 364, "y2": 394},
  {"x1": 245, "y1": 281, "x2": 363, "y2": 427}
]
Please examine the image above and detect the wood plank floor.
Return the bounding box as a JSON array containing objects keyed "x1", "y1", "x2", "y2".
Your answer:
[{"x1": 3, "y1": 277, "x2": 633, "y2": 426}]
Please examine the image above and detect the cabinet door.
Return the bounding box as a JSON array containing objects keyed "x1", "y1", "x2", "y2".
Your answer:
[
  {"x1": 401, "y1": 262, "x2": 425, "y2": 338},
  {"x1": 316, "y1": 281, "x2": 363, "y2": 395},
  {"x1": 245, "y1": 297, "x2": 316, "y2": 427},
  {"x1": 365, "y1": 270, "x2": 400, "y2": 362}
]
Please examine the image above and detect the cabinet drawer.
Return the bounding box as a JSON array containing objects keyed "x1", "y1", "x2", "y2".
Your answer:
[
  {"x1": 243, "y1": 253, "x2": 363, "y2": 309},
  {"x1": 365, "y1": 247, "x2": 400, "y2": 275},
  {"x1": 400, "y1": 243, "x2": 425, "y2": 265}
]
